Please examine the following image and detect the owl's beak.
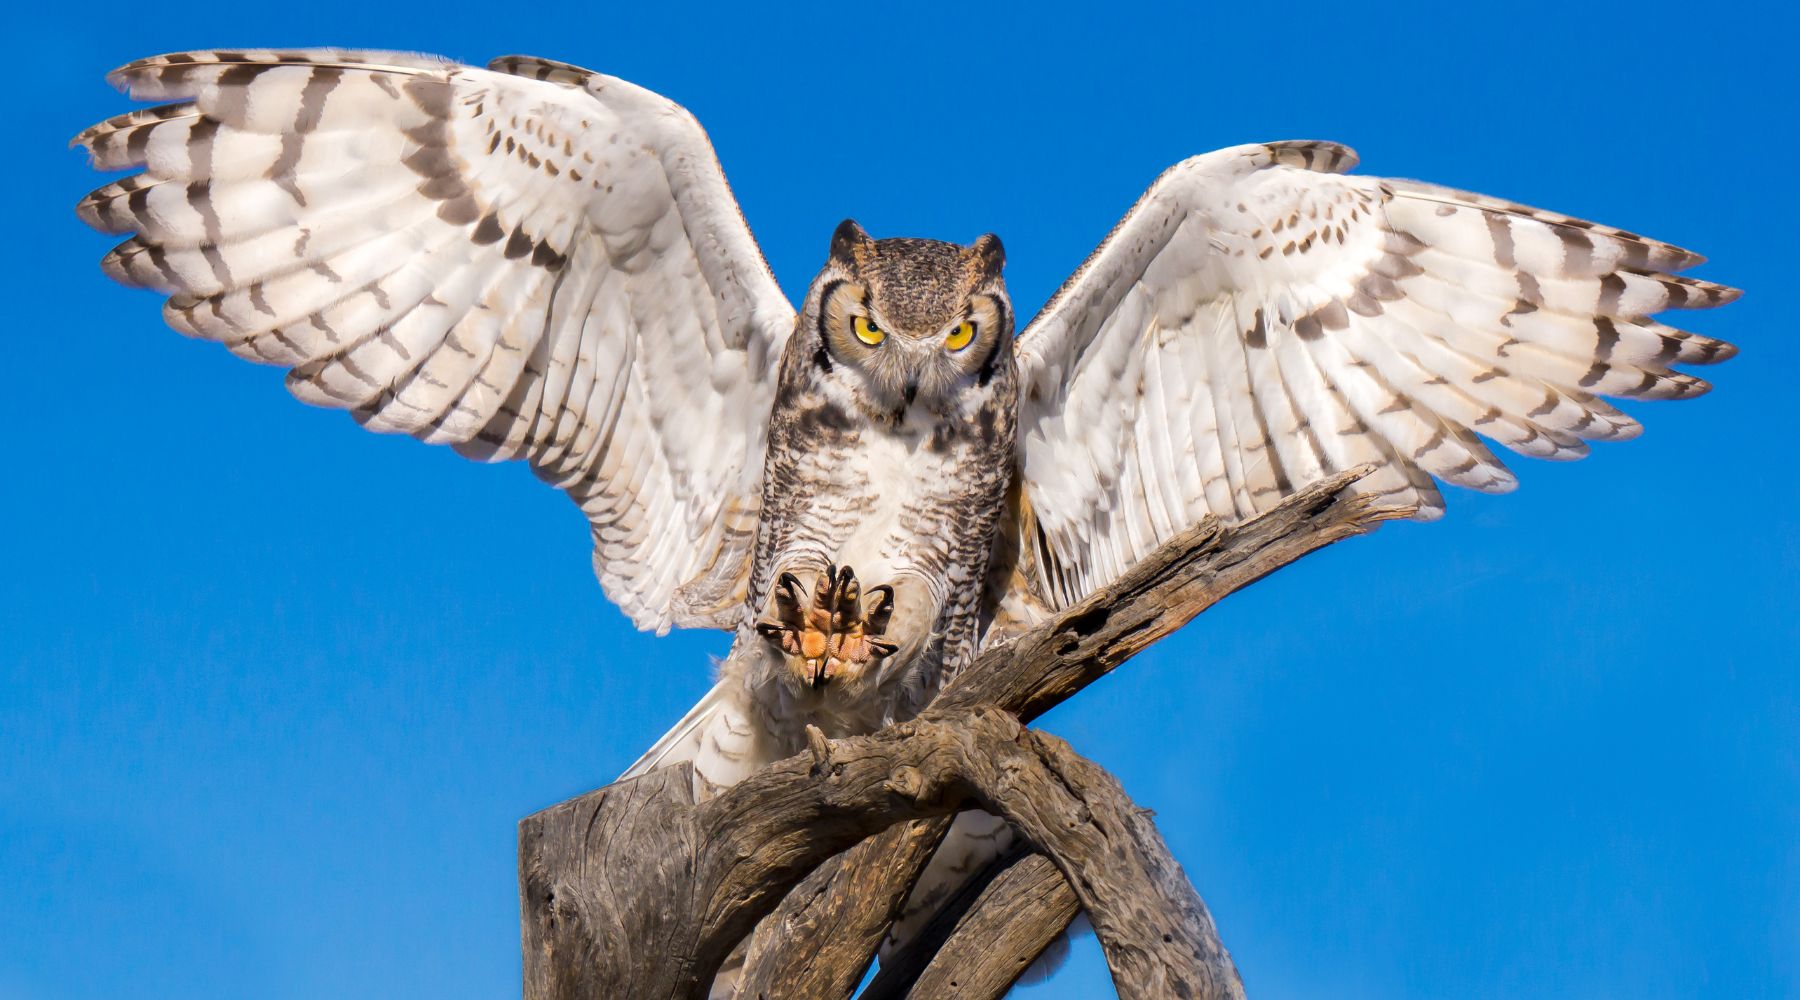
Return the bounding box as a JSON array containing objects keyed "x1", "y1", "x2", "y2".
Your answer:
[{"x1": 902, "y1": 380, "x2": 918, "y2": 407}]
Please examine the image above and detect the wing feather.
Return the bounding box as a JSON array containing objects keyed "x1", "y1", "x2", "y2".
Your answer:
[
  {"x1": 1011, "y1": 141, "x2": 1736, "y2": 608},
  {"x1": 73, "y1": 49, "x2": 795, "y2": 631}
]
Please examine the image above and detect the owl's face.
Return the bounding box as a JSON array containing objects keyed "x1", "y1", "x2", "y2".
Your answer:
[{"x1": 800, "y1": 220, "x2": 1013, "y2": 417}]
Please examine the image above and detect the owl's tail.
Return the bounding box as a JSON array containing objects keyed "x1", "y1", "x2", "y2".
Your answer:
[
  {"x1": 623, "y1": 672, "x2": 776, "y2": 1000},
  {"x1": 621, "y1": 675, "x2": 771, "y2": 798}
]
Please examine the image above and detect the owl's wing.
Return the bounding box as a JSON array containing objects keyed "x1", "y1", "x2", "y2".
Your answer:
[
  {"x1": 1010, "y1": 141, "x2": 1737, "y2": 610},
  {"x1": 74, "y1": 50, "x2": 796, "y2": 632}
]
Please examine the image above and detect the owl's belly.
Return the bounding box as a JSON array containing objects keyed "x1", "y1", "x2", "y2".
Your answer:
[
  {"x1": 747, "y1": 426, "x2": 968, "y2": 733},
  {"x1": 807, "y1": 426, "x2": 954, "y2": 585}
]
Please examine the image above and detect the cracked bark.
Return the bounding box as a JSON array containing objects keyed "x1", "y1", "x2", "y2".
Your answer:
[{"x1": 520, "y1": 466, "x2": 1409, "y2": 999}]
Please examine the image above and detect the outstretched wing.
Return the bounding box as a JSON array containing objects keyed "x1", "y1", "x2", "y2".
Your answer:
[
  {"x1": 1011, "y1": 141, "x2": 1738, "y2": 609},
  {"x1": 73, "y1": 50, "x2": 796, "y2": 632}
]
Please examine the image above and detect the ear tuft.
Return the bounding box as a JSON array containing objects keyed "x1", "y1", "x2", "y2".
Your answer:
[
  {"x1": 830, "y1": 219, "x2": 872, "y2": 265},
  {"x1": 970, "y1": 233, "x2": 1005, "y2": 277}
]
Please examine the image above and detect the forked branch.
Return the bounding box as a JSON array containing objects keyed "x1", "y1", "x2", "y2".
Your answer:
[
  {"x1": 737, "y1": 467, "x2": 1410, "y2": 997},
  {"x1": 520, "y1": 467, "x2": 1410, "y2": 999}
]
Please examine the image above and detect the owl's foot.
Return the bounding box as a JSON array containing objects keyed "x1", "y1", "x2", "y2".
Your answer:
[{"x1": 756, "y1": 564, "x2": 898, "y2": 688}]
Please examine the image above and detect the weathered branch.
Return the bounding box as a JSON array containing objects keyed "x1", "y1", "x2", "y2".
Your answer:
[
  {"x1": 947, "y1": 466, "x2": 1410, "y2": 724},
  {"x1": 738, "y1": 467, "x2": 1411, "y2": 994},
  {"x1": 733, "y1": 819, "x2": 951, "y2": 999},
  {"x1": 520, "y1": 467, "x2": 1410, "y2": 998},
  {"x1": 522, "y1": 706, "x2": 1236, "y2": 998},
  {"x1": 861, "y1": 848, "x2": 1078, "y2": 1000}
]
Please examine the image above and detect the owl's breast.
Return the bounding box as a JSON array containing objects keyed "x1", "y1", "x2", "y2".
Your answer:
[
  {"x1": 839, "y1": 429, "x2": 947, "y2": 570},
  {"x1": 779, "y1": 416, "x2": 965, "y2": 580},
  {"x1": 743, "y1": 368, "x2": 1019, "y2": 725},
  {"x1": 764, "y1": 389, "x2": 1012, "y2": 589}
]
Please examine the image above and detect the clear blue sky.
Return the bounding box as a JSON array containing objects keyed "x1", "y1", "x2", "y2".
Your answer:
[{"x1": 4, "y1": 2, "x2": 1793, "y2": 997}]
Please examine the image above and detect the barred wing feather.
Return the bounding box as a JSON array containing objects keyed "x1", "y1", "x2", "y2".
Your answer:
[
  {"x1": 73, "y1": 50, "x2": 795, "y2": 631},
  {"x1": 1013, "y1": 141, "x2": 1737, "y2": 609}
]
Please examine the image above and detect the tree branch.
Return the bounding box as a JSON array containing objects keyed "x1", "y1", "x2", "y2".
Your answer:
[
  {"x1": 738, "y1": 467, "x2": 1410, "y2": 995},
  {"x1": 861, "y1": 848, "x2": 1078, "y2": 1000},
  {"x1": 733, "y1": 819, "x2": 952, "y2": 999},
  {"x1": 520, "y1": 467, "x2": 1410, "y2": 998},
  {"x1": 522, "y1": 707, "x2": 1238, "y2": 998}
]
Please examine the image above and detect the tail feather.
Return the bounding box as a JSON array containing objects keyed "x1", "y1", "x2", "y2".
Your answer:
[
  {"x1": 622, "y1": 678, "x2": 733, "y2": 780},
  {"x1": 623, "y1": 675, "x2": 770, "y2": 800}
]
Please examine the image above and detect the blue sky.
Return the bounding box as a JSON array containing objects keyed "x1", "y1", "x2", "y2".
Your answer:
[{"x1": 4, "y1": 2, "x2": 1794, "y2": 997}]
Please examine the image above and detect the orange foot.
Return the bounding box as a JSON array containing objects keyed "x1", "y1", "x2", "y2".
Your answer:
[{"x1": 756, "y1": 564, "x2": 897, "y2": 688}]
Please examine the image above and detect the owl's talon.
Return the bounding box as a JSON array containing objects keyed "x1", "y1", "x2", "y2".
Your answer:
[
  {"x1": 757, "y1": 564, "x2": 899, "y2": 688},
  {"x1": 864, "y1": 584, "x2": 895, "y2": 633}
]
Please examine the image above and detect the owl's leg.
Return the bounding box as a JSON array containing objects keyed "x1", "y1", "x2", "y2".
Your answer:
[{"x1": 755, "y1": 564, "x2": 897, "y2": 688}]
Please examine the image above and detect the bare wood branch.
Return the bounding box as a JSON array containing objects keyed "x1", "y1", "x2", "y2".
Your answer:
[
  {"x1": 861, "y1": 849, "x2": 1078, "y2": 1000},
  {"x1": 738, "y1": 468, "x2": 1410, "y2": 994},
  {"x1": 734, "y1": 819, "x2": 952, "y2": 1000},
  {"x1": 520, "y1": 468, "x2": 1409, "y2": 998},
  {"x1": 944, "y1": 466, "x2": 1411, "y2": 724},
  {"x1": 521, "y1": 706, "x2": 1238, "y2": 998}
]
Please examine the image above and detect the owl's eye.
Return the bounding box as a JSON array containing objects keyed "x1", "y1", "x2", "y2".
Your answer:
[
  {"x1": 853, "y1": 315, "x2": 884, "y2": 346},
  {"x1": 945, "y1": 320, "x2": 976, "y2": 352}
]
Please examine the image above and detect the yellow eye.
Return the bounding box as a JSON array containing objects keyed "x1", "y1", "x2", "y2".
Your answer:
[
  {"x1": 945, "y1": 320, "x2": 976, "y2": 352},
  {"x1": 853, "y1": 315, "x2": 885, "y2": 346}
]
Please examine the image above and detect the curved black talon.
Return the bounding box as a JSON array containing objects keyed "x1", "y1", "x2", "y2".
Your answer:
[{"x1": 863, "y1": 584, "x2": 895, "y2": 635}]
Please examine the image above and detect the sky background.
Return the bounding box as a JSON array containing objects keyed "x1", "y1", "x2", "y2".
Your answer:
[{"x1": 3, "y1": 2, "x2": 1794, "y2": 997}]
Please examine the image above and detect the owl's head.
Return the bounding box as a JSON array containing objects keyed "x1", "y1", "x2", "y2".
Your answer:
[{"x1": 799, "y1": 219, "x2": 1013, "y2": 415}]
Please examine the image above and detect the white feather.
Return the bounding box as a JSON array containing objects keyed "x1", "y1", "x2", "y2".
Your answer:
[
  {"x1": 1012, "y1": 141, "x2": 1738, "y2": 608},
  {"x1": 73, "y1": 49, "x2": 796, "y2": 632}
]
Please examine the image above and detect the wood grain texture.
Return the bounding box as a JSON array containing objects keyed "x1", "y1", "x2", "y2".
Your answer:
[
  {"x1": 862, "y1": 850, "x2": 1078, "y2": 1000},
  {"x1": 521, "y1": 708, "x2": 1239, "y2": 999},
  {"x1": 734, "y1": 819, "x2": 952, "y2": 1000}
]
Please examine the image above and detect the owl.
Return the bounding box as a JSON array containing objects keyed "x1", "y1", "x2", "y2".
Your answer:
[{"x1": 75, "y1": 47, "x2": 1738, "y2": 978}]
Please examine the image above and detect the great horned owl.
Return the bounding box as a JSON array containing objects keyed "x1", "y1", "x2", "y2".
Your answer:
[
  {"x1": 74, "y1": 47, "x2": 1738, "y2": 961},
  {"x1": 738, "y1": 226, "x2": 1017, "y2": 738}
]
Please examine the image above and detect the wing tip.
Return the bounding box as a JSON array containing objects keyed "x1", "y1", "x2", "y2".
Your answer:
[
  {"x1": 1663, "y1": 246, "x2": 1708, "y2": 271},
  {"x1": 487, "y1": 54, "x2": 599, "y2": 85},
  {"x1": 1709, "y1": 283, "x2": 1745, "y2": 307},
  {"x1": 105, "y1": 49, "x2": 456, "y2": 99},
  {"x1": 1665, "y1": 275, "x2": 1743, "y2": 309},
  {"x1": 72, "y1": 189, "x2": 107, "y2": 230},
  {"x1": 1263, "y1": 140, "x2": 1359, "y2": 174},
  {"x1": 104, "y1": 50, "x2": 221, "y2": 96},
  {"x1": 98, "y1": 236, "x2": 148, "y2": 287}
]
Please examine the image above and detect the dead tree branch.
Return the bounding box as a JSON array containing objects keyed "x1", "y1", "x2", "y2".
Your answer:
[
  {"x1": 733, "y1": 819, "x2": 951, "y2": 998},
  {"x1": 860, "y1": 848, "x2": 1077, "y2": 1000},
  {"x1": 737, "y1": 467, "x2": 1410, "y2": 995},
  {"x1": 521, "y1": 707, "x2": 1236, "y2": 999},
  {"x1": 520, "y1": 467, "x2": 1409, "y2": 999}
]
